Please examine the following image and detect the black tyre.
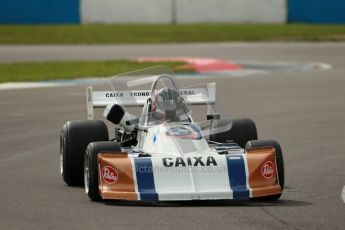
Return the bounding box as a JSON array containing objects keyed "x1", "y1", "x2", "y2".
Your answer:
[
  {"x1": 84, "y1": 141, "x2": 122, "y2": 201},
  {"x1": 210, "y1": 118, "x2": 257, "y2": 147},
  {"x1": 60, "y1": 120, "x2": 109, "y2": 186},
  {"x1": 245, "y1": 140, "x2": 284, "y2": 200}
]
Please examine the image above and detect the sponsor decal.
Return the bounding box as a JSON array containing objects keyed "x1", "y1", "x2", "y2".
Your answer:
[
  {"x1": 105, "y1": 91, "x2": 151, "y2": 98},
  {"x1": 105, "y1": 91, "x2": 150, "y2": 98},
  {"x1": 179, "y1": 90, "x2": 195, "y2": 96},
  {"x1": 130, "y1": 91, "x2": 150, "y2": 97},
  {"x1": 104, "y1": 90, "x2": 196, "y2": 99},
  {"x1": 162, "y1": 156, "x2": 217, "y2": 167},
  {"x1": 105, "y1": 92, "x2": 124, "y2": 98},
  {"x1": 261, "y1": 161, "x2": 275, "y2": 179},
  {"x1": 166, "y1": 126, "x2": 201, "y2": 140},
  {"x1": 102, "y1": 166, "x2": 119, "y2": 184}
]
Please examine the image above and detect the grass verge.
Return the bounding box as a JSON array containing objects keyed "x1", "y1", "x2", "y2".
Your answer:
[
  {"x1": 0, "y1": 60, "x2": 188, "y2": 83},
  {"x1": 0, "y1": 24, "x2": 344, "y2": 44}
]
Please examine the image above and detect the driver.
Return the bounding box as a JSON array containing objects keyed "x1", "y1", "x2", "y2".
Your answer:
[{"x1": 151, "y1": 88, "x2": 184, "y2": 122}]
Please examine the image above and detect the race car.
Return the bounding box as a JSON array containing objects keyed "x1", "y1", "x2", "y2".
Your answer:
[{"x1": 60, "y1": 66, "x2": 284, "y2": 202}]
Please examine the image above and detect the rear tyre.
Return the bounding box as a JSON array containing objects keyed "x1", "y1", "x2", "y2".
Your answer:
[
  {"x1": 84, "y1": 141, "x2": 122, "y2": 201},
  {"x1": 210, "y1": 118, "x2": 257, "y2": 147},
  {"x1": 60, "y1": 120, "x2": 109, "y2": 186},
  {"x1": 245, "y1": 140, "x2": 284, "y2": 200}
]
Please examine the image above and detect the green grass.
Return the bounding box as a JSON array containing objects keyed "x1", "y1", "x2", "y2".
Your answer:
[
  {"x1": 0, "y1": 24, "x2": 344, "y2": 44},
  {"x1": 0, "y1": 60, "x2": 188, "y2": 83}
]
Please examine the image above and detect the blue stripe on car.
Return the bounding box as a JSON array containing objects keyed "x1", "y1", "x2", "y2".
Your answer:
[
  {"x1": 134, "y1": 158, "x2": 158, "y2": 201},
  {"x1": 226, "y1": 155, "x2": 249, "y2": 199}
]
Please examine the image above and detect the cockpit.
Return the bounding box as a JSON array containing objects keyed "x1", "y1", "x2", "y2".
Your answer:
[{"x1": 139, "y1": 75, "x2": 192, "y2": 126}]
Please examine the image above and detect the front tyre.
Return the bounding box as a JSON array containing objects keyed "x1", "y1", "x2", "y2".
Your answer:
[
  {"x1": 245, "y1": 140, "x2": 284, "y2": 200},
  {"x1": 84, "y1": 141, "x2": 121, "y2": 201},
  {"x1": 60, "y1": 120, "x2": 109, "y2": 186},
  {"x1": 211, "y1": 118, "x2": 257, "y2": 148}
]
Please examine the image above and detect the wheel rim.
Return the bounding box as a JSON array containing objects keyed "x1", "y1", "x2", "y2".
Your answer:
[
  {"x1": 59, "y1": 133, "x2": 64, "y2": 175},
  {"x1": 84, "y1": 152, "x2": 90, "y2": 194}
]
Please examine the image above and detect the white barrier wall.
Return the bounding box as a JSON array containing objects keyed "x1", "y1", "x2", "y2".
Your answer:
[
  {"x1": 81, "y1": 0, "x2": 172, "y2": 23},
  {"x1": 81, "y1": 0, "x2": 286, "y2": 24},
  {"x1": 176, "y1": 0, "x2": 286, "y2": 23}
]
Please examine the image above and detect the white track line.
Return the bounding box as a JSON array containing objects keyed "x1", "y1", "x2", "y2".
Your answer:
[
  {"x1": 0, "y1": 62, "x2": 332, "y2": 91},
  {"x1": 0, "y1": 78, "x2": 108, "y2": 90},
  {"x1": 0, "y1": 72, "x2": 262, "y2": 91},
  {"x1": 0, "y1": 82, "x2": 60, "y2": 90},
  {"x1": 342, "y1": 186, "x2": 345, "y2": 204}
]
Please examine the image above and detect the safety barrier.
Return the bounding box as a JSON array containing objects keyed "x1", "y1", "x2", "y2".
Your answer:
[{"x1": 0, "y1": 0, "x2": 344, "y2": 24}]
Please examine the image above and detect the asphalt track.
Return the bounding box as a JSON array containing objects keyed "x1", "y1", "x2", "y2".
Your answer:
[{"x1": 0, "y1": 43, "x2": 345, "y2": 230}]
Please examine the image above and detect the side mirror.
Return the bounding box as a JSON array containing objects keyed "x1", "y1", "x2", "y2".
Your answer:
[
  {"x1": 207, "y1": 113, "x2": 220, "y2": 120},
  {"x1": 103, "y1": 104, "x2": 125, "y2": 124},
  {"x1": 126, "y1": 118, "x2": 139, "y2": 126}
]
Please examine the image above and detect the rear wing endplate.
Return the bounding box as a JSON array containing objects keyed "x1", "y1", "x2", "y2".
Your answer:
[{"x1": 86, "y1": 83, "x2": 216, "y2": 120}]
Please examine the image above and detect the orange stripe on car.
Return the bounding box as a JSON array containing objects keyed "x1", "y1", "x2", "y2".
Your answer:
[
  {"x1": 246, "y1": 148, "x2": 282, "y2": 197},
  {"x1": 98, "y1": 153, "x2": 137, "y2": 200}
]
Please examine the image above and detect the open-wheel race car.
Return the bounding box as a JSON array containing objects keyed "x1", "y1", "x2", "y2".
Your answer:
[{"x1": 60, "y1": 66, "x2": 284, "y2": 202}]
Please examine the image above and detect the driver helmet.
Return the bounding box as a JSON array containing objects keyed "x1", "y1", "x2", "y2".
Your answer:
[{"x1": 152, "y1": 88, "x2": 184, "y2": 121}]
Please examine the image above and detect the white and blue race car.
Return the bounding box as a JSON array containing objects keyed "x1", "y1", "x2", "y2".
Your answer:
[{"x1": 60, "y1": 66, "x2": 284, "y2": 202}]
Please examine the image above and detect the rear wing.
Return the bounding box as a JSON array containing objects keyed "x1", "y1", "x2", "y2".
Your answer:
[{"x1": 86, "y1": 83, "x2": 216, "y2": 120}]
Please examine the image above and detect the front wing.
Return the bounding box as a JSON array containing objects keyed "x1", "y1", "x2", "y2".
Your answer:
[{"x1": 97, "y1": 148, "x2": 282, "y2": 201}]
